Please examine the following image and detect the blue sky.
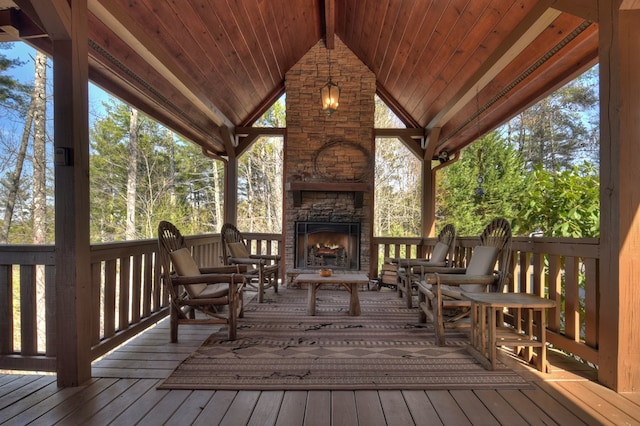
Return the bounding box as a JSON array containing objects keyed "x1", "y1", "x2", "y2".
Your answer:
[{"x1": 4, "y1": 41, "x2": 112, "y2": 122}]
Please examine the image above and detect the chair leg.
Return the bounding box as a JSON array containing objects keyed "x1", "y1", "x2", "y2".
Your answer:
[
  {"x1": 418, "y1": 291, "x2": 427, "y2": 323},
  {"x1": 170, "y1": 305, "x2": 179, "y2": 343},
  {"x1": 434, "y1": 298, "x2": 446, "y2": 346}
]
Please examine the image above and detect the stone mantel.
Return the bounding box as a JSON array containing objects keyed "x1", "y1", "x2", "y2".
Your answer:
[{"x1": 286, "y1": 181, "x2": 370, "y2": 208}]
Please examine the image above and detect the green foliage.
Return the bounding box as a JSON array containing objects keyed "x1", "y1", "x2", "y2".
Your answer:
[
  {"x1": 89, "y1": 99, "x2": 225, "y2": 241},
  {"x1": 514, "y1": 162, "x2": 599, "y2": 238},
  {"x1": 437, "y1": 132, "x2": 527, "y2": 236}
]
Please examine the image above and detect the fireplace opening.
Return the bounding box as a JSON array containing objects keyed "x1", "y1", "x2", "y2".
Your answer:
[{"x1": 294, "y1": 221, "x2": 360, "y2": 270}]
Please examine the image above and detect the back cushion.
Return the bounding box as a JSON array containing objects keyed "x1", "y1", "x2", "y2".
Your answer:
[
  {"x1": 430, "y1": 241, "x2": 450, "y2": 264},
  {"x1": 461, "y1": 246, "x2": 499, "y2": 293},
  {"x1": 228, "y1": 242, "x2": 250, "y2": 258},
  {"x1": 169, "y1": 248, "x2": 206, "y2": 297}
]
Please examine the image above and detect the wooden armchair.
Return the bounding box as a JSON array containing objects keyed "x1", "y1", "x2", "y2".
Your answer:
[
  {"x1": 220, "y1": 223, "x2": 280, "y2": 303},
  {"x1": 417, "y1": 218, "x2": 512, "y2": 345},
  {"x1": 395, "y1": 224, "x2": 456, "y2": 308},
  {"x1": 158, "y1": 221, "x2": 246, "y2": 342}
]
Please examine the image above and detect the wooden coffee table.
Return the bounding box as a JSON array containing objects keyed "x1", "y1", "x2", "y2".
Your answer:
[{"x1": 293, "y1": 273, "x2": 369, "y2": 316}]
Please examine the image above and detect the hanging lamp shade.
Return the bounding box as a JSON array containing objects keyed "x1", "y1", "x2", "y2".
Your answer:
[{"x1": 320, "y1": 77, "x2": 340, "y2": 116}]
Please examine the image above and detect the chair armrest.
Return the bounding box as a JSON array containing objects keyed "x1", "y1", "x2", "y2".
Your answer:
[
  {"x1": 423, "y1": 273, "x2": 497, "y2": 286},
  {"x1": 229, "y1": 256, "x2": 265, "y2": 265},
  {"x1": 415, "y1": 266, "x2": 466, "y2": 275},
  {"x1": 200, "y1": 265, "x2": 248, "y2": 274},
  {"x1": 172, "y1": 273, "x2": 245, "y2": 285},
  {"x1": 249, "y1": 254, "x2": 281, "y2": 261}
]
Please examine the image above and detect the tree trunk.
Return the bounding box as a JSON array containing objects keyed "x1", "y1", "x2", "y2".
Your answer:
[
  {"x1": 32, "y1": 51, "x2": 47, "y2": 350},
  {"x1": 125, "y1": 108, "x2": 138, "y2": 240}
]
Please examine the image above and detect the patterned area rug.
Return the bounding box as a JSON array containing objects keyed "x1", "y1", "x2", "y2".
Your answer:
[{"x1": 159, "y1": 288, "x2": 531, "y2": 390}]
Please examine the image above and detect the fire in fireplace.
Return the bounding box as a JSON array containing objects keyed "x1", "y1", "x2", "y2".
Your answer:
[{"x1": 294, "y1": 221, "x2": 360, "y2": 270}]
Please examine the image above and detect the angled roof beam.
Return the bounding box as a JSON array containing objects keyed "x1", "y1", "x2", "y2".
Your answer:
[
  {"x1": 426, "y1": 3, "x2": 561, "y2": 134},
  {"x1": 88, "y1": 0, "x2": 234, "y2": 129},
  {"x1": 551, "y1": 0, "x2": 598, "y2": 21}
]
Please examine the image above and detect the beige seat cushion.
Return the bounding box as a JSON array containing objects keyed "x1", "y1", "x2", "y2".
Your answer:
[
  {"x1": 228, "y1": 242, "x2": 250, "y2": 258},
  {"x1": 460, "y1": 246, "x2": 499, "y2": 293},
  {"x1": 169, "y1": 248, "x2": 206, "y2": 297},
  {"x1": 429, "y1": 241, "x2": 450, "y2": 264}
]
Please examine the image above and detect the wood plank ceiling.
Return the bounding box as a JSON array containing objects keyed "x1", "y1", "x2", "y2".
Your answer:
[{"x1": 1, "y1": 0, "x2": 598, "y2": 159}]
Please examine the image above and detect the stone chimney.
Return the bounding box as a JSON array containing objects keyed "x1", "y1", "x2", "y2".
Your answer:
[{"x1": 284, "y1": 37, "x2": 376, "y2": 275}]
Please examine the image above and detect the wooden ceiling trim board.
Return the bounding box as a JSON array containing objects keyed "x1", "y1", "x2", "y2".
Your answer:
[
  {"x1": 376, "y1": 2, "x2": 413, "y2": 87},
  {"x1": 88, "y1": 62, "x2": 225, "y2": 153},
  {"x1": 240, "y1": 84, "x2": 285, "y2": 128},
  {"x1": 324, "y1": 0, "x2": 335, "y2": 49},
  {"x1": 178, "y1": 2, "x2": 254, "y2": 118},
  {"x1": 392, "y1": 0, "x2": 450, "y2": 107},
  {"x1": 86, "y1": 14, "x2": 236, "y2": 138},
  {"x1": 88, "y1": 0, "x2": 234, "y2": 128},
  {"x1": 242, "y1": 0, "x2": 280, "y2": 87},
  {"x1": 398, "y1": 0, "x2": 464, "y2": 114},
  {"x1": 371, "y1": 0, "x2": 402, "y2": 76},
  {"x1": 214, "y1": 1, "x2": 270, "y2": 96},
  {"x1": 341, "y1": 0, "x2": 359, "y2": 49},
  {"x1": 426, "y1": 3, "x2": 561, "y2": 130},
  {"x1": 437, "y1": 19, "x2": 595, "y2": 150},
  {"x1": 385, "y1": 0, "x2": 435, "y2": 94},
  {"x1": 151, "y1": 1, "x2": 248, "y2": 122},
  {"x1": 377, "y1": 0, "x2": 422, "y2": 86},
  {"x1": 351, "y1": 0, "x2": 378, "y2": 59},
  {"x1": 255, "y1": 1, "x2": 283, "y2": 80},
  {"x1": 412, "y1": 0, "x2": 496, "y2": 121},
  {"x1": 87, "y1": 45, "x2": 225, "y2": 153},
  {"x1": 30, "y1": 0, "x2": 70, "y2": 40}
]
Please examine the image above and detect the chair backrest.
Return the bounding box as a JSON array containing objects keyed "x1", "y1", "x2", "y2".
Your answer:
[
  {"x1": 477, "y1": 217, "x2": 512, "y2": 293},
  {"x1": 220, "y1": 223, "x2": 248, "y2": 265},
  {"x1": 158, "y1": 220, "x2": 188, "y2": 299},
  {"x1": 433, "y1": 223, "x2": 456, "y2": 266}
]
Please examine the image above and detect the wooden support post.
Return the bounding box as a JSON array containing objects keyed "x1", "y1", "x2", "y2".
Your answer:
[
  {"x1": 598, "y1": 0, "x2": 640, "y2": 392},
  {"x1": 422, "y1": 127, "x2": 440, "y2": 239},
  {"x1": 39, "y1": 0, "x2": 92, "y2": 386}
]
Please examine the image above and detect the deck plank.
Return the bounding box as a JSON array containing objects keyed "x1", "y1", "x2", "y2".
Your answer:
[
  {"x1": 27, "y1": 378, "x2": 117, "y2": 426},
  {"x1": 194, "y1": 390, "x2": 237, "y2": 426},
  {"x1": 83, "y1": 378, "x2": 159, "y2": 424},
  {"x1": 136, "y1": 389, "x2": 191, "y2": 426},
  {"x1": 220, "y1": 389, "x2": 261, "y2": 426},
  {"x1": 0, "y1": 375, "x2": 45, "y2": 401},
  {"x1": 248, "y1": 390, "x2": 285, "y2": 426},
  {"x1": 497, "y1": 389, "x2": 557, "y2": 425},
  {"x1": 304, "y1": 390, "x2": 331, "y2": 426},
  {"x1": 275, "y1": 390, "x2": 307, "y2": 426},
  {"x1": 450, "y1": 390, "x2": 501, "y2": 425},
  {"x1": 331, "y1": 390, "x2": 358, "y2": 426},
  {"x1": 166, "y1": 389, "x2": 215, "y2": 425},
  {"x1": 402, "y1": 390, "x2": 443, "y2": 426},
  {"x1": 473, "y1": 390, "x2": 528, "y2": 425},
  {"x1": 0, "y1": 375, "x2": 56, "y2": 411},
  {"x1": 378, "y1": 390, "x2": 414, "y2": 426},
  {"x1": 426, "y1": 390, "x2": 472, "y2": 425},
  {"x1": 110, "y1": 379, "x2": 168, "y2": 425},
  {"x1": 354, "y1": 390, "x2": 386, "y2": 426}
]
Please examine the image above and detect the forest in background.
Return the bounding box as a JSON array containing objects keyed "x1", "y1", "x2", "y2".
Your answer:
[{"x1": 0, "y1": 43, "x2": 600, "y2": 245}]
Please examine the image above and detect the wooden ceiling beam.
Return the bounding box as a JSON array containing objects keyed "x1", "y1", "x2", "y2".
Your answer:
[
  {"x1": 29, "y1": 0, "x2": 70, "y2": 40},
  {"x1": 426, "y1": 2, "x2": 561, "y2": 131},
  {"x1": 551, "y1": 0, "x2": 598, "y2": 21},
  {"x1": 324, "y1": 0, "x2": 335, "y2": 49},
  {"x1": 88, "y1": 0, "x2": 234, "y2": 129}
]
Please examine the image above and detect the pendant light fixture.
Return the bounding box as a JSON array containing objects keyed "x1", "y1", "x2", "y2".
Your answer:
[{"x1": 320, "y1": 49, "x2": 340, "y2": 116}]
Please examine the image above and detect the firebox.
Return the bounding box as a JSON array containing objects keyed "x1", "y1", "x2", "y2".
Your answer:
[{"x1": 294, "y1": 221, "x2": 360, "y2": 270}]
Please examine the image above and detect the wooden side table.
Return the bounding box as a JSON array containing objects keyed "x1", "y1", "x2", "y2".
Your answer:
[
  {"x1": 462, "y1": 292, "x2": 556, "y2": 373},
  {"x1": 293, "y1": 273, "x2": 369, "y2": 316}
]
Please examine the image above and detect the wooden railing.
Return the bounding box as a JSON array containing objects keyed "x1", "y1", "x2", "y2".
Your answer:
[
  {"x1": 373, "y1": 235, "x2": 600, "y2": 366},
  {"x1": 1, "y1": 233, "x2": 598, "y2": 373}
]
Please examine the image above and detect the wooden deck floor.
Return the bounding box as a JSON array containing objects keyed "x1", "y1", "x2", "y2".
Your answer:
[{"x1": 2, "y1": 291, "x2": 640, "y2": 425}]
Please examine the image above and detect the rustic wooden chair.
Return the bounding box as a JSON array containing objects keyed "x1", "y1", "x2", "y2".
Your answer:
[
  {"x1": 220, "y1": 223, "x2": 280, "y2": 303},
  {"x1": 395, "y1": 224, "x2": 457, "y2": 308},
  {"x1": 417, "y1": 218, "x2": 512, "y2": 345},
  {"x1": 158, "y1": 220, "x2": 246, "y2": 342}
]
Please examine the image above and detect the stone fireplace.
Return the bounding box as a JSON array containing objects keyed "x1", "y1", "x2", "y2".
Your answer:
[
  {"x1": 284, "y1": 37, "x2": 375, "y2": 276},
  {"x1": 294, "y1": 221, "x2": 360, "y2": 270}
]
